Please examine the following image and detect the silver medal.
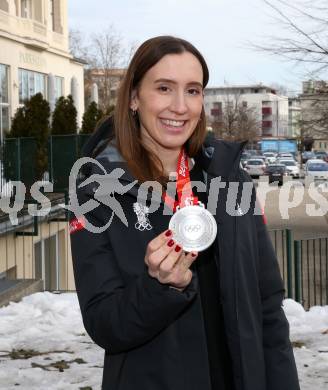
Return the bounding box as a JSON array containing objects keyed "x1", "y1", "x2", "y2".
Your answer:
[{"x1": 169, "y1": 202, "x2": 217, "y2": 252}]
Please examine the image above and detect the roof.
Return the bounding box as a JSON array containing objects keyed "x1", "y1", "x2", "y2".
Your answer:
[{"x1": 205, "y1": 84, "x2": 276, "y2": 91}]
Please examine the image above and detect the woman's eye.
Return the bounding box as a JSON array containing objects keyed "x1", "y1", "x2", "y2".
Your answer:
[
  {"x1": 188, "y1": 88, "x2": 201, "y2": 95},
  {"x1": 158, "y1": 86, "x2": 170, "y2": 92}
]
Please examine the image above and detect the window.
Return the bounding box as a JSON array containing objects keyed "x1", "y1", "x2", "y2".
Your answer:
[
  {"x1": 20, "y1": 0, "x2": 31, "y2": 18},
  {"x1": 50, "y1": 0, "x2": 63, "y2": 33},
  {"x1": 54, "y1": 76, "x2": 63, "y2": 100},
  {"x1": 0, "y1": 64, "x2": 10, "y2": 143},
  {"x1": 19, "y1": 68, "x2": 46, "y2": 103},
  {"x1": 49, "y1": 0, "x2": 54, "y2": 30}
]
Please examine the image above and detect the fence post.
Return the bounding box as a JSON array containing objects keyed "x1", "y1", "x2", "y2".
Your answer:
[
  {"x1": 294, "y1": 240, "x2": 302, "y2": 303},
  {"x1": 286, "y1": 229, "x2": 293, "y2": 299}
]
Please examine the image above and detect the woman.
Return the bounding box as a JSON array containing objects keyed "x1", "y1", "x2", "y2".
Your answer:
[{"x1": 70, "y1": 36, "x2": 300, "y2": 390}]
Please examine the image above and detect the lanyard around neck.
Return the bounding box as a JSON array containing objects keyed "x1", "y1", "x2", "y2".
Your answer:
[{"x1": 163, "y1": 148, "x2": 198, "y2": 212}]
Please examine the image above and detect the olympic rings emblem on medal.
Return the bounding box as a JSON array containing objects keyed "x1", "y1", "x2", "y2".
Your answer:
[
  {"x1": 169, "y1": 203, "x2": 217, "y2": 252},
  {"x1": 184, "y1": 224, "x2": 201, "y2": 233}
]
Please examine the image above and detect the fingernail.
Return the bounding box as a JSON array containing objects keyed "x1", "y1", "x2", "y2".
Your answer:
[
  {"x1": 165, "y1": 230, "x2": 172, "y2": 237},
  {"x1": 175, "y1": 245, "x2": 182, "y2": 252},
  {"x1": 167, "y1": 239, "x2": 175, "y2": 247},
  {"x1": 191, "y1": 252, "x2": 197, "y2": 257}
]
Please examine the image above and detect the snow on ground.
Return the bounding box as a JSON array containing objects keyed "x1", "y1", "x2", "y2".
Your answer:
[
  {"x1": 0, "y1": 293, "x2": 327, "y2": 390},
  {"x1": 283, "y1": 299, "x2": 328, "y2": 390}
]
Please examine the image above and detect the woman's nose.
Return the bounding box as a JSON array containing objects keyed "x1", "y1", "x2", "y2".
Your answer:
[{"x1": 169, "y1": 91, "x2": 188, "y2": 114}]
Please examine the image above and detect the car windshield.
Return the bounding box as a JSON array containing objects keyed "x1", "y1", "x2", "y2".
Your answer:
[
  {"x1": 248, "y1": 160, "x2": 262, "y2": 165},
  {"x1": 282, "y1": 161, "x2": 296, "y2": 166},
  {"x1": 308, "y1": 163, "x2": 328, "y2": 171},
  {"x1": 267, "y1": 166, "x2": 285, "y2": 172},
  {"x1": 264, "y1": 153, "x2": 274, "y2": 157}
]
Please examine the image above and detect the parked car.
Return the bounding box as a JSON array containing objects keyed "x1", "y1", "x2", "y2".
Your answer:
[
  {"x1": 277, "y1": 152, "x2": 295, "y2": 161},
  {"x1": 305, "y1": 159, "x2": 328, "y2": 180},
  {"x1": 256, "y1": 155, "x2": 268, "y2": 164},
  {"x1": 314, "y1": 150, "x2": 328, "y2": 163},
  {"x1": 262, "y1": 152, "x2": 276, "y2": 164},
  {"x1": 278, "y1": 159, "x2": 300, "y2": 178},
  {"x1": 265, "y1": 164, "x2": 287, "y2": 186},
  {"x1": 245, "y1": 159, "x2": 266, "y2": 178},
  {"x1": 246, "y1": 149, "x2": 259, "y2": 156},
  {"x1": 302, "y1": 151, "x2": 316, "y2": 163}
]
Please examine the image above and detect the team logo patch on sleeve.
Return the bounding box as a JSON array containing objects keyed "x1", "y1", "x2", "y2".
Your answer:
[{"x1": 69, "y1": 216, "x2": 86, "y2": 234}]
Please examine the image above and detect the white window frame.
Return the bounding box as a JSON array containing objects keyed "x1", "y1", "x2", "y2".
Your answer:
[
  {"x1": 0, "y1": 64, "x2": 10, "y2": 144},
  {"x1": 18, "y1": 68, "x2": 47, "y2": 104},
  {"x1": 20, "y1": 0, "x2": 31, "y2": 18}
]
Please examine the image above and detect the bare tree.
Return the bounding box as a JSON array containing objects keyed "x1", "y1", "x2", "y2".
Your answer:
[
  {"x1": 69, "y1": 26, "x2": 138, "y2": 112},
  {"x1": 211, "y1": 93, "x2": 261, "y2": 142},
  {"x1": 255, "y1": 0, "x2": 328, "y2": 76},
  {"x1": 69, "y1": 28, "x2": 91, "y2": 63},
  {"x1": 254, "y1": 0, "x2": 328, "y2": 144}
]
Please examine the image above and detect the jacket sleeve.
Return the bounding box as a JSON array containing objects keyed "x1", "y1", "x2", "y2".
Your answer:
[
  {"x1": 70, "y1": 189, "x2": 198, "y2": 354},
  {"x1": 240, "y1": 168, "x2": 300, "y2": 389}
]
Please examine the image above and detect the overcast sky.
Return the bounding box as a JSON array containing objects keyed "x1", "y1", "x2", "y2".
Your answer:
[{"x1": 68, "y1": 0, "x2": 307, "y2": 94}]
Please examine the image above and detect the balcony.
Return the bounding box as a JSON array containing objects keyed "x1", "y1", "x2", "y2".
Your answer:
[
  {"x1": 262, "y1": 107, "x2": 272, "y2": 115},
  {"x1": 211, "y1": 108, "x2": 222, "y2": 117},
  {"x1": 262, "y1": 120, "x2": 272, "y2": 128}
]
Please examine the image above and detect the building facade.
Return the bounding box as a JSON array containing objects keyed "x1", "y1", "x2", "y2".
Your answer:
[
  {"x1": 85, "y1": 68, "x2": 126, "y2": 112},
  {"x1": 288, "y1": 97, "x2": 301, "y2": 138},
  {"x1": 204, "y1": 84, "x2": 289, "y2": 138},
  {"x1": 0, "y1": 0, "x2": 84, "y2": 143},
  {"x1": 299, "y1": 80, "x2": 328, "y2": 150}
]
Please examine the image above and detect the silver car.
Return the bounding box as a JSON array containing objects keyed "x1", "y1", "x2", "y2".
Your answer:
[
  {"x1": 279, "y1": 159, "x2": 300, "y2": 178},
  {"x1": 245, "y1": 159, "x2": 266, "y2": 178},
  {"x1": 305, "y1": 159, "x2": 328, "y2": 180}
]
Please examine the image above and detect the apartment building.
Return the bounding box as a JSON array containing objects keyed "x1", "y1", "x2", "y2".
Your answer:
[
  {"x1": 204, "y1": 84, "x2": 289, "y2": 138},
  {"x1": 288, "y1": 98, "x2": 301, "y2": 138},
  {"x1": 0, "y1": 0, "x2": 84, "y2": 143},
  {"x1": 299, "y1": 80, "x2": 328, "y2": 150}
]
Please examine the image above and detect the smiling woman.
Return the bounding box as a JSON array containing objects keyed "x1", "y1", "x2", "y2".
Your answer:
[
  {"x1": 115, "y1": 36, "x2": 208, "y2": 183},
  {"x1": 70, "y1": 36, "x2": 300, "y2": 390}
]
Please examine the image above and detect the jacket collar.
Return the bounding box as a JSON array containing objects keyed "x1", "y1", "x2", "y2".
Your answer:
[
  {"x1": 94, "y1": 138, "x2": 247, "y2": 184},
  {"x1": 195, "y1": 139, "x2": 247, "y2": 179}
]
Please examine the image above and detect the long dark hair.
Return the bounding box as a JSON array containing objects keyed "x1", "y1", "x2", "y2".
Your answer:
[{"x1": 114, "y1": 36, "x2": 209, "y2": 183}]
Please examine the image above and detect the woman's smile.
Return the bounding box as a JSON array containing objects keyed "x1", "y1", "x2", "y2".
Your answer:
[{"x1": 159, "y1": 118, "x2": 188, "y2": 132}]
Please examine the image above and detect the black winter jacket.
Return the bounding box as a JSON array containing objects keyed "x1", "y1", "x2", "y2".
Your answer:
[{"x1": 70, "y1": 123, "x2": 300, "y2": 390}]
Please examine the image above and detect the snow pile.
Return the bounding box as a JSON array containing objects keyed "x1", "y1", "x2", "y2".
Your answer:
[
  {"x1": 283, "y1": 299, "x2": 328, "y2": 390},
  {"x1": 0, "y1": 293, "x2": 327, "y2": 389},
  {"x1": 0, "y1": 292, "x2": 103, "y2": 390}
]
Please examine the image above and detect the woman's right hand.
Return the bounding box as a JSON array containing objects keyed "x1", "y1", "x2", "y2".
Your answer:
[{"x1": 145, "y1": 230, "x2": 198, "y2": 290}]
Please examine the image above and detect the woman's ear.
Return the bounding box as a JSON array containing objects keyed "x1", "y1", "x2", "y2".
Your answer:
[{"x1": 130, "y1": 89, "x2": 138, "y2": 111}]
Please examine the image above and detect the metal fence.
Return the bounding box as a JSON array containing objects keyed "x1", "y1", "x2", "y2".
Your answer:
[
  {"x1": 0, "y1": 134, "x2": 91, "y2": 196},
  {"x1": 0, "y1": 203, "x2": 74, "y2": 292},
  {"x1": 269, "y1": 229, "x2": 328, "y2": 309}
]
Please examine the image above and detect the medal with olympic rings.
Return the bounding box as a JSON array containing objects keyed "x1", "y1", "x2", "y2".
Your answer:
[{"x1": 165, "y1": 149, "x2": 217, "y2": 252}]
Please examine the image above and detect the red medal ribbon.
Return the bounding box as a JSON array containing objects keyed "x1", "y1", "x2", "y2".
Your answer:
[{"x1": 163, "y1": 148, "x2": 198, "y2": 212}]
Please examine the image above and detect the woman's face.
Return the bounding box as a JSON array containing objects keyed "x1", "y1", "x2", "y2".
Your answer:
[{"x1": 131, "y1": 52, "x2": 204, "y2": 153}]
